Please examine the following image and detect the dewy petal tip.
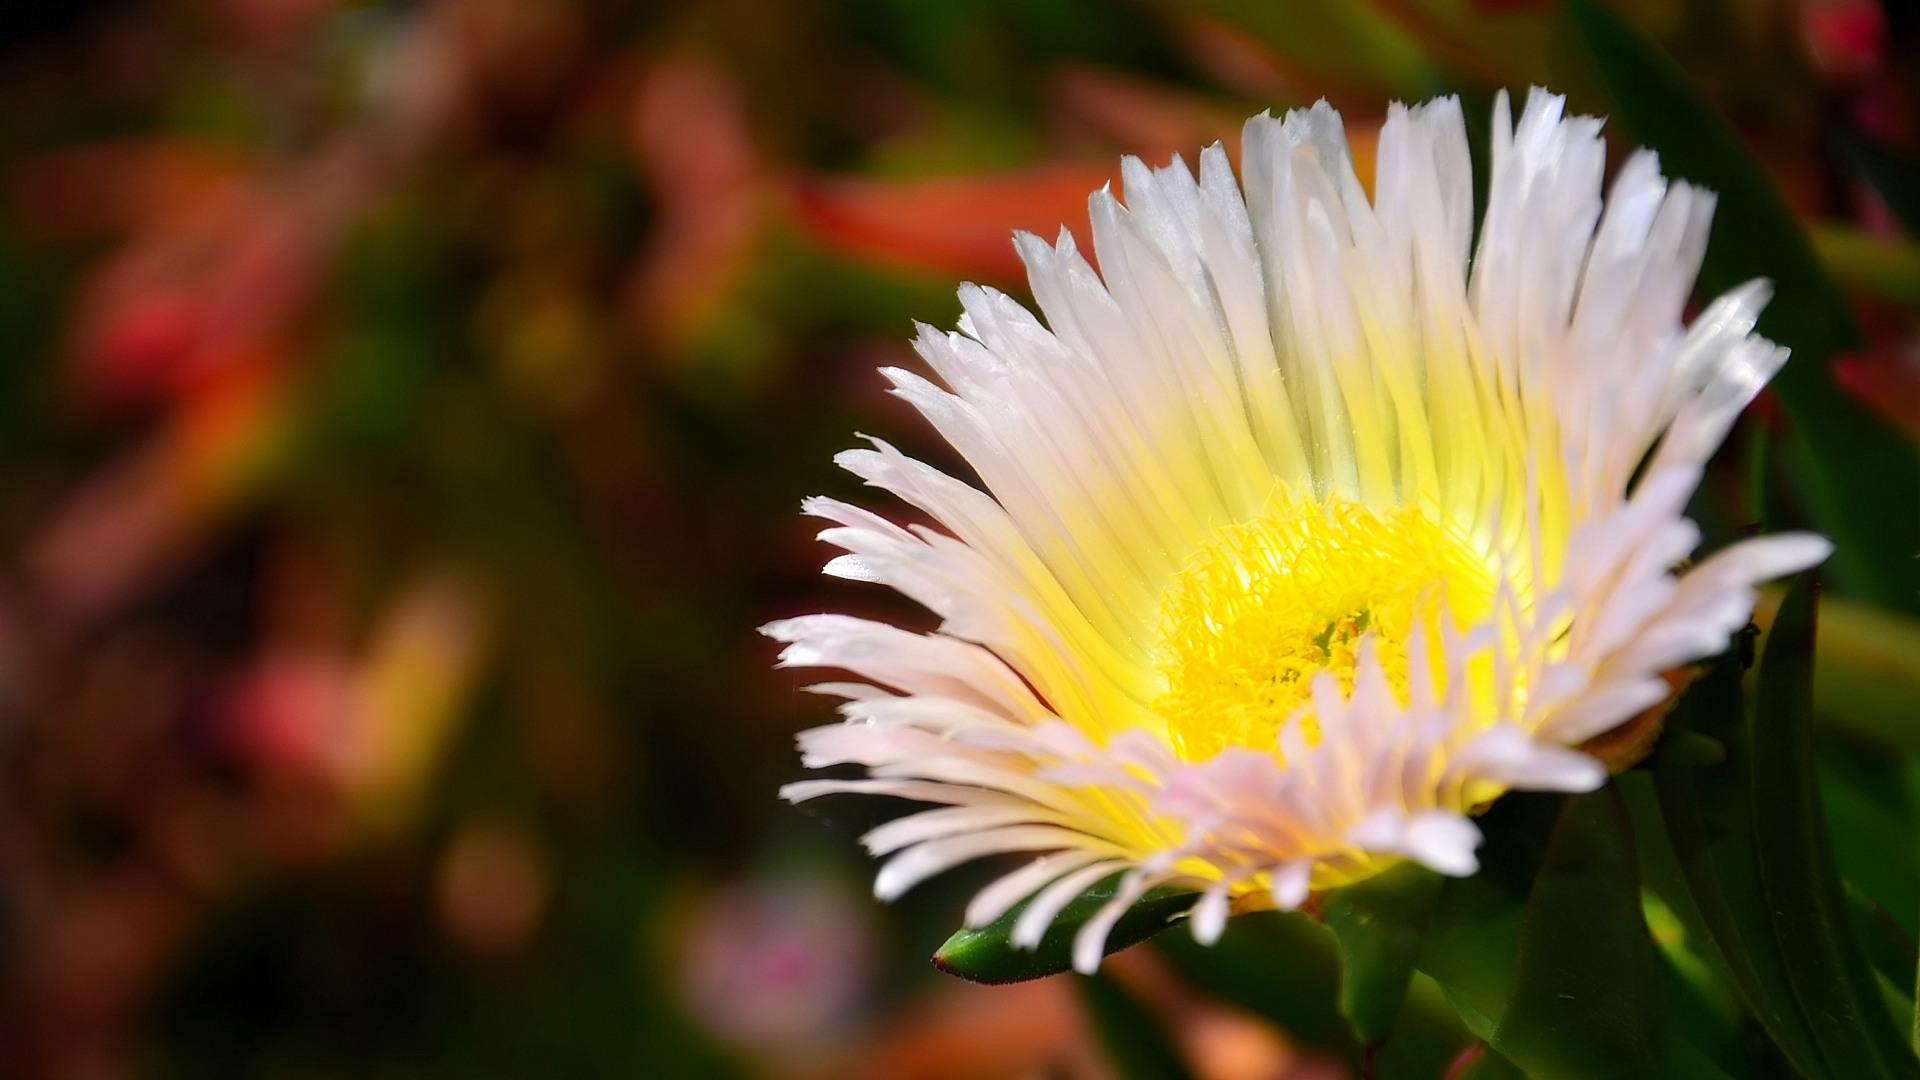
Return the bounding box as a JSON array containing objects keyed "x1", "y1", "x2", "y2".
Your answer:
[{"x1": 774, "y1": 90, "x2": 1824, "y2": 970}]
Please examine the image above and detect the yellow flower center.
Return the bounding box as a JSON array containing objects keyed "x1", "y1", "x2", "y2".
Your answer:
[{"x1": 1153, "y1": 492, "x2": 1496, "y2": 762}]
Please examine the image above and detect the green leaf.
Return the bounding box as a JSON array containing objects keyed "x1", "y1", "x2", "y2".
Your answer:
[
  {"x1": 1492, "y1": 790, "x2": 1664, "y2": 1079},
  {"x1": 1846, "y1": 883, "x2": 1919, "y2": 1002},
  {"x1": 1655, "y1": 645, "x2": 1831, "y2": 1077},
  {"x1": 1744, "y1": 417, "x2": 1792, "y2": 539},
  {"x1": 1565, "y1": 0, "x2": 1920, "y2": 615},
  {"x1": 1420, "y1": 791, "x2": 1716, "y2": 1078},
  {"x1": 1076, "y1": 972, "x2": 1198, "y2": 1080},
  {"x1": 931, "y1": 875, "x2": 1196, "y2": 985},
  {"x1": 1749, "y1": 575, "x2": 1920, "y2": 1076},
  {"x1": 1157, "y1": 909, "x2": 1361, "y2": 1058},
  {"x1": 1820, "y1": 728, "x2": 1920, "y2": 938},
  {"x1": 1655, "y1": 576, "x2": 1920, "y2": 1078},
  {"x1": 1157, "y1": 907, "x2": 1471, "y2": 1078},
  {"x1": 1418, "y1": 792, "x2": 1563, "y2": 1041},
  {"x1": 1783, "y1": 592, "x2": 1920, "y2": 758},
  {"x1": 1621, "y1": 773, "x2": 1794, "y2": 1078},
  {"x1": 1323, "y1": 860, "x2": 1445, "y2": 1044},
  {"x1": 1375, "y1": 973, "x2": 1480, "y2": 1080}
]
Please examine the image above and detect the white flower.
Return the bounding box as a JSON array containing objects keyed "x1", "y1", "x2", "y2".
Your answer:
[{"x1": 770, "y1": 88, "x2": 1831, "y2": 975}]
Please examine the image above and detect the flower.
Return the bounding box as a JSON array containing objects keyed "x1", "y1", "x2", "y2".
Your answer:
[{"x1": 771, "y1": 89, "x2": 1832, "y2": 974}]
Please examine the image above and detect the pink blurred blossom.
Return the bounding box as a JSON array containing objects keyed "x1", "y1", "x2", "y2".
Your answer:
[{"x1": 678, "y1": 874, "x2": 876, "y2": 1056}]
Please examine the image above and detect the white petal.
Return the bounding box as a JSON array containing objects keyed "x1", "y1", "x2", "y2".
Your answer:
[
  {"x1": 781, "y1": 777, "x2": 1012, "y2": 806},
  {"x1": 1073, "y1": 872, "x2": 1157, "y2": 975},
  {"x1": 875, "y1": 826, "x2": 1092, "y2": 901},
  {"x1": 863, "y1": 804, "x2": 1062, "y2": 856},
  {"x1": 1404, "y1": 811, "x2": 1482, "y2": 876},
  {"x1": 1012, "y1": 859, "x2": 1125, "y2": 949},
  {"x1": 966, "y1": 850, "x2": 1108, "y2": 927},
  {"x1": 1190, "y1": 878, "x2": 1234, "y2": 945},
  {"x1": 1538, "y1": 678, "x2": 1672, "y2": 745},
  {"x1": 1270, "y1": 859, "x2": 1314, "y2": 911}
]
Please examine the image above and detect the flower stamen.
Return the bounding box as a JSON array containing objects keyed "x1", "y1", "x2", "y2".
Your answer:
[{"x1": 1153, "y1": 492, "x2": 1497, "y2": 761}]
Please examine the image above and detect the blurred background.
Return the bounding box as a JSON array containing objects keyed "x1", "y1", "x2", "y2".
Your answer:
[{"x1": 0, "y1": 0, "x2": 1915, "y2": 1077}]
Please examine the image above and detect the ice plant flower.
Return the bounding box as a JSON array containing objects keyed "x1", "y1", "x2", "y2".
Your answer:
[{"x1": 770, "y1": 89, "x2": 1832, "y2": 974}]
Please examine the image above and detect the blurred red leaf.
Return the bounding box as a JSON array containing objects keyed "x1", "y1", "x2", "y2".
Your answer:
[
  {"x1": 1800, "y1": 0, "x2": 1886, "y2": 81},
  {"x1": 10, "y1": 138, "x2": 249, "y2": 242},
  {"x1": 224, "y1": 653, "x2": 361, "y2": 778},
  {"x1": 65, "y1": 177, "x2": 323, "y2": 414},
  {"x1": 1833, "y1": 348, "x2": 1920, "y2": 438},
  {"x1": 219, "y1": 0, "x2": 345, "y2": 51},
  {"x1": 24, "y1": 869, "x2": 187, "y2": 1080}
]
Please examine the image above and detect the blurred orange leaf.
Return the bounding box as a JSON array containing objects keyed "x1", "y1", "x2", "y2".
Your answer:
[
  {"x1": 29, "y1": 346, "x2": 292, "y2": 623},
  {"x1": 627, "y1": 55, "x2": 767, "y2": 355},
  {"x1": 788, "y1": 163, "x2": 1119, "y2": 285},
  {"x1": 1050, "y1": 66, "x2": 1246, "y2": 164}
]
